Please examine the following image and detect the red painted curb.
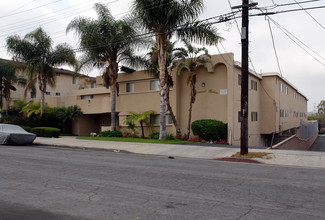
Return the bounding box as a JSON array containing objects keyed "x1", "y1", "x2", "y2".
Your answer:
[{"x1": 213, "y1": 157, "x2": 263, "y2": 164}]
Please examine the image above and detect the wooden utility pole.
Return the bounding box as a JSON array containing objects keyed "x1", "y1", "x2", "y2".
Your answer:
[
  {"x1": 231, "y1": 1, "x2": 257, "y2": 154},
  {"x1": 240, "y1": 0, "x2": 249, "y2": 155}
]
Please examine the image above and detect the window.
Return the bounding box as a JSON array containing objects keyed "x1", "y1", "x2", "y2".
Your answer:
[
  {"x1": 81, "y1": 95, "x2": 94, "y2": 100},
  {"x1": 238, "y1": 111, "x2": 241, "y2": 122},
  {"x1": 275, "y1": 78, "x2": 278, "y2": 84},
  {"x1": 238, "y1": 74, "x2": 242, "y2": 86},
  {"x1": 150, "y1": 114, "x2": 172, "y2": 125},
  {"x1": 251, "y1": 112, "x2": 258, "y2": 122},
  {"x1": 150, "y1": 79, "x2": 159, "y2": 91},
  {"x1": 280, "y1": 109, "x2": 284, "y2": 118},
  {"x1": 126, "y1": 82, "x2": 134, "y2": 93},
  {"x1": 285, "y1": 110, "x2": 289, "y2": 117},
  {"x1": 72, "y1": 76, "x2": 79, "y2": 84},
  {"x1": 280, "y1": 83, "x2": 283, "y2": 92},
  {"x1": 55, "y1": 92, "x2": 61, "y2": 96},
  {"x1": 251, "y1": 80, "x2": 257, "y2": 91},
  {"x1": 91, "y1": 82, "x2": 96, "y2": 88},
  {"x1": 45, "y1": 91, "x2": 50, "y2": 95},
  {"x1": 30, "y1": 91, "x2": 36, "y2": 98},
  {"x1": 285, "y1": 86, "x2": 288, "y2": 95}
]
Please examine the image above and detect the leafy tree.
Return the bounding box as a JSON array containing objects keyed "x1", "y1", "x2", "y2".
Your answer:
[
  {"x1": 318, "y1": 100, "x2": 325, "y2": 115},
  {"x1": 131, "y1": 0, "x2": 221, "y2": 140},
  {"x1": 6, "y1": 27, "x2": 77, "y2": 115},
  {"x1": 0, "y1": 61, "x2": 26, "y2": 115},
  {"x1": 67, "y1": 3, "x2": 145, "y2": 131},
  {"x1": 123, "y1": 110, "x2": 154, "y2": 138},
  {"x1": 21, "y1": 101, "x2": 41, "y2": 118},
  {"x1": 174, "y1": 40, "x2": 212, "y2": 139}
]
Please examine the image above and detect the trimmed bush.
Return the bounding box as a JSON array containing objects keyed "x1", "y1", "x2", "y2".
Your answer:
[
  {"x1": 149, "y1": 132, "x2": 159, "y2": 139},
  {"x1": 191, "y1": 119, "x2": 227, "y2": 141},
  {"x1": 20, "y1": 126, "x2": 31, "y2": 132},
  {"x1": 166, "y1": 133, "x2": 175, "y2": 140},
  {"x1": 30, "y1": 127, "x2": 61, "y2": 138},
  {"x1": 98, "y1": 130, "x2": 122, "y2": 137}
]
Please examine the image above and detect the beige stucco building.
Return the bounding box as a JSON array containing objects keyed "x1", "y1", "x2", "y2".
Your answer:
[{"x1": 4, "y1": 53, "x2": 308, "y2": 147}]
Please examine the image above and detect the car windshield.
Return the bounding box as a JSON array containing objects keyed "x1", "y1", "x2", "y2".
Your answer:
[{"x1": 0, "y1": 124, "x2": 26, "y2": 133}]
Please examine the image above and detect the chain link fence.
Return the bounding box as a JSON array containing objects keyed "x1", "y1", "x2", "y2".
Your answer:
[{"x1": 299, "y1": 120, "x2": 318, "y2": 140}]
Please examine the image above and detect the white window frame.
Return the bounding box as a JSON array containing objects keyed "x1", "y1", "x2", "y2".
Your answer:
[
  {"x1": 126, "y1": 82, "x2": 134, "y2": 93},
  {"x1": 150, "y1": 79, "x2": 159, "y2": 91}
]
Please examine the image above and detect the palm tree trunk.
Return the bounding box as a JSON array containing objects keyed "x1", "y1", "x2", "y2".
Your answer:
[
  {"x1": 39, "y1": 73, "x2": 46, "y2": 116},
  {"x1": 166, "y1": 82, "x2": 181, "y2": 136},
  {"x1": 187, "y1": 83, "x2": 194, "y2": 139},
  {"x1": 157, "y1": 35, "x2": 168, "y2": 140},
  {"x1": 5, "y1": 98, "x2": 10, "y2": 116},
  {"x1": 140, "y1": 121, "x2": 144, "y2": 138},
  {"x1": 110, "y1": 83, "x2": 116, "y2": 131}
]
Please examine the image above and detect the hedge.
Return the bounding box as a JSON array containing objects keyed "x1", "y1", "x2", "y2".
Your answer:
[
  {"x1": 98, "y1": 130, "x2": 122, "y2": 137},
  {"x1": 30, "y1": 127, "x2": 61, "y2": 138},
  {"x1": 191, "y1": 119, "x2": 227, "y2": 141}
]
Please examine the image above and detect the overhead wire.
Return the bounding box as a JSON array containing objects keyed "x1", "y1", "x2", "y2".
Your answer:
[
  {"x1": 2, "y1": 0, "x2": 37, "y2": 17},
  {"x1": 266, "y1": 17, "x2": 283, "y2": 76},
  {"x1": 293, "y1": 0, "x2": 325, "y2": 31},
  {"x1": 0, "y1": 0, "x2": 63, "y2": 19}
]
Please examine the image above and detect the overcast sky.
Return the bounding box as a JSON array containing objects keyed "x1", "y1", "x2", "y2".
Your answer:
[{"x1": 0, "y1": 0, "x2": 324, "y2": 112}]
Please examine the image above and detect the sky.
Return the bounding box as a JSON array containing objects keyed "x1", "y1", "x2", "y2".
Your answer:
[{"x1": 0, "y1": 0, "x2": 324, "y2": 112}]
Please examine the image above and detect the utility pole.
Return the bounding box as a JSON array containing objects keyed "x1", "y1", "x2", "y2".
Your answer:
[
  {"x1": 241, "y1": 0, "x2": 249, "y2": 155},
  {"x1": 233, "y1": 1, "x2": 257, "y2": 155}
]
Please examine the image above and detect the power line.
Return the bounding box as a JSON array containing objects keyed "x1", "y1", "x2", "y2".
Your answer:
[
  {"x1": 268, "y1": 17, "x2": 325, "y2": 66},
  {"x1": 0, "y1": 0, "x2": 63, "y2": 19},
  {"x1": 252, "y1": 5, "x2": 325, "y2": 16},
  {"x1": 293, "y1": 0, "x2": 325, "y2": 31},
  {"x1": 266, "y1": 18, "x2": 282, "y2": 76},
  {"x1": 2, "y1": 0, "x2": 37, "y2": 17}
]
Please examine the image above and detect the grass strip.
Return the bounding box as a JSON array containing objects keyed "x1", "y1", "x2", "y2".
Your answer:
[{"x1": 77, "y1": 136, "x2": 189, "y2": 144}]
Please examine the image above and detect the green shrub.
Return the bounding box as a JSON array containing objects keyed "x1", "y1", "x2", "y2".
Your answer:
[
  {"x1": 98, "y1": 130, "x2": 122, "y2": 137},
  {"x1": 166, "y1": 133, "x2": 175, "y2": 140},
  {"x1": 30, "y1": 127, "x2": 61, "y2": 138},
  {"x1": 149, "y1": 132, "x2": 159, "y2": 139},
  {"x1": 191, "y1": 119, "x2": 227, "y2": 141},
  {"x1": 20, "y1": 126, "x2": 31, "y2": 132}
]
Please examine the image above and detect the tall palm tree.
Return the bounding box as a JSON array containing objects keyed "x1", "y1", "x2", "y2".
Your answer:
[
  {"x1": 174, "y1": 40, "x2": 212, "y2": 139},
  {"x1": 131, "y1": 0, "x2": 221, "y2": 140},
  {"x1": 0, "y1": 61, "x2": 26, "y2": 115},
  {"x1": 6, "y1": 27, "x2": 77, "y2": 116},
  {"x1": 67, "y1": 3, "x2": 145, "y2": 131},
  {"x1": 147, "y1": 40, "x2": 182, "y2": 136}
]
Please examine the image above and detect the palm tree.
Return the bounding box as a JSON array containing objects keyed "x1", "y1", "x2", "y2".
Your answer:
[
  {"x1": 147, "y1": 40, "x2": 182, "y2": 136},
  {"x1": 58, "y1": 105, "x2": 82, "y2": 133},
  {"x1": 123, "y1": 110, "x2": 154, "y2": 138},
  {"x1": 131, "y1": 0, "x2": 221, "y2": 140},
  {"x1": 0, "y1": 61, "x2": 26, "y2": 115},
  {"x1": 6, "y1": 27, "x2": 77, "y2": 116},
  {"x1": 174, "y1": 40, "x2": 212, "y2": 139},
  {"x1": 67, "y1": 3, "x2": 145, "y2": 131}
]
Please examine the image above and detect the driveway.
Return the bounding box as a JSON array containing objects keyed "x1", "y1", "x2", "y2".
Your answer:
[{"x1": 309, "y1": 134, "x2": 325, "y2": 152}]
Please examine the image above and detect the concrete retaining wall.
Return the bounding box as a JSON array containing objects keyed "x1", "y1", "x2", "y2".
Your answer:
[{"x1": 272, "y1": 132, "x2": 319, "y2": 150}]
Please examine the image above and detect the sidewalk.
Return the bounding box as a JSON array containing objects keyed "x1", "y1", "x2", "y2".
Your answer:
[{"x1": 34, "y1": 136, "x2": 325, "y2": 169}]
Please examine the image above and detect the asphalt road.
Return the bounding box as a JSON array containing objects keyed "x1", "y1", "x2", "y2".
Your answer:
[
  {"x1": 0, "y1": 145, "x2": 325, "y2": 220},
  {"x1": 309, "y1": 135, "x2": 325, "y2": 152}
]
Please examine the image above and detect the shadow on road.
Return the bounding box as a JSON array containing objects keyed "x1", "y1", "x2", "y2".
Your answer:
[
  {"x1": 0, "y1": 202, "x2": 89, "y2": 220},
  {"x1": 309, "y1": 135, "x2": 325, "y2": 152}
]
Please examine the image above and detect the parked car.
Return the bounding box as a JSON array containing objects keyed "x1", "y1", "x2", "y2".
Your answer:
[{"x1": 0, "y1": 124, "x2": 36, "y2": 145}]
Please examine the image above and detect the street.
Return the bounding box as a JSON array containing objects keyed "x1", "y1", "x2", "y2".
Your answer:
[
  {"x1": 309, "y1": 135, "x2": 325, "y2": 152},
  {"x1": 0, "y1": 145, "x2": 325, "y2": 220}
]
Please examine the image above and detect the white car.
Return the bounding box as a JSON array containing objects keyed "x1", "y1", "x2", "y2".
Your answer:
[{"x1": 0, "y1": 124, "x2": 36, "y2": 145}]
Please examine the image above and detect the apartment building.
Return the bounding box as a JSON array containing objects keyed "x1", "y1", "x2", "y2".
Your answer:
[{"x1": 2, "y1": 54, "x2": 308, "y2": 147}]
